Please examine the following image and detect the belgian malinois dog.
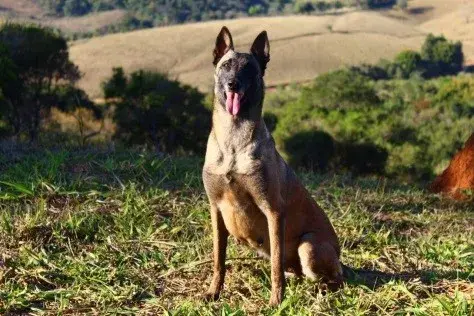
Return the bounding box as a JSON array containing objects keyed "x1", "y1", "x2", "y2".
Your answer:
[{"x1": 202, "y1": 26, "x2": 343, "y2": 306}]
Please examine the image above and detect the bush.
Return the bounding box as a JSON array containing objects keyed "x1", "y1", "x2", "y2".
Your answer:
[
  {"x1": 103, "y1": 67, "x2": 211, "y2": 154},
  {"x1": 0, "y1": 23, "x2": 86, "y2": 141},
  {"x1": 421, "y1": 34, "x2": 464, "y2": 76},
  {"x1": 300, "y1": 69, "x2": 380, "y2": 109},
  {"x1": 363, "y1": 35, "x2": 465, "y2": 81},
  {"x1": 283, "y1": 130, "x2": 335, "y2": 170},
  {"x1": 271, "y1": 73, "x2": 474, "y2": 179},
  {"x1": 392, "y1": 50, "x2": 423, "y2": 79}
]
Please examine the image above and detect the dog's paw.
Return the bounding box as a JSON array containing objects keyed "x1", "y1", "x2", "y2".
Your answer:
[
  {"x1": 268, "y1": 293, "x2": 283, "y2": 307},
  {"x1": 202, "y1": 291, "x2": 220, "y2": 302}
]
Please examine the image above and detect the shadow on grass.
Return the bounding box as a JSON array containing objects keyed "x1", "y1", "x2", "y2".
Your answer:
[{"x1": 344, "y1": 265, "x2": 474, "y2": 290}]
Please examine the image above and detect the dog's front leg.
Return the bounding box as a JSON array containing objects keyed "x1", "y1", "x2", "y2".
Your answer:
[
  {"x1": 264, "y1": 206, "x2": 285, "y2": 306},
  {"x1": 205, "y1": 203, "x2": 229, "y2": 300}
]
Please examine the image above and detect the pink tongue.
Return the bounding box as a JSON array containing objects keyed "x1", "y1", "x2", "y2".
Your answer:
[{"x1": 226, "y1": 92, "x2": 241, "y2": 116}]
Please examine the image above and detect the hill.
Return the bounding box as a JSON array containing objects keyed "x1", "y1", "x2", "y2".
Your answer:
[
  {"x1": 70, "y1": 12, "x2": 428, "y2": 98},
  {"x1": 70, "y1": 4, "x2": 474, "y2": 98}
]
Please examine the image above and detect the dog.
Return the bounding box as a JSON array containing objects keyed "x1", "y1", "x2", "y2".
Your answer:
[{"x1": 202, "y1": 26, "x2": 343, "y2": 306}]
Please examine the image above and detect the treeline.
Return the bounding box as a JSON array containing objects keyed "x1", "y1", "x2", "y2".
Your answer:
[
  {"x1": 350, "y1": 34, "x2": 464, "y2": 80},
  {"x1": 38, "y1": 0, "x2": 399, "y2": 35}
]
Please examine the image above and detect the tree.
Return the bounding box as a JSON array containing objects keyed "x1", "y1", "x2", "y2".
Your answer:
[
  {"x1": 392, "y1": 50, "x2": 422, "y2": 78},
  {"x1": 63, "y1": 0, "x2": 93, "y2": 16},
  {"x1": 396, "y1": 0, "x2": 407, "y2": 9},
  {"x1": 0, "y1": 44, "x2": 19, "y2": 133},
  {"x1": 301, "y1": 69, "x2": 380, "y2": 109},
  {"x1": 421, "y1": 34, "x2": 464, "y2": 76},
  {"x1": 0, "y1": 23, "x2": 83, "y2": 141},
  {"x1": 103, "y1": 68, "x2": 211, "y2": 153}
]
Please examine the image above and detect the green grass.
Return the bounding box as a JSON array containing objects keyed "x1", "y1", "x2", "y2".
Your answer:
[{"x1": 0, "y1": 146, "x2": 473, "y2": 315}]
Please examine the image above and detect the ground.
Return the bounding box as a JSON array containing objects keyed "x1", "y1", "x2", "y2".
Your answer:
[{"x1": 0, "y1": 147, "x2": 472, "y2": 314}]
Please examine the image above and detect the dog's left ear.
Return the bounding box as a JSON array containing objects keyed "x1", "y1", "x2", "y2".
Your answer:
[{"x1": 251, "y1": 31, "x2": 270, "y2": 76}]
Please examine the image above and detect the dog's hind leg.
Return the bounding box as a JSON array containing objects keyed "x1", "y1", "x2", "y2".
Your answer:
[{"x1": 297, "y1": 233, "x2": 343, "y2": 290}]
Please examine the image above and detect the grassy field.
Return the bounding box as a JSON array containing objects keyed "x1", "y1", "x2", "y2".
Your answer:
[{"x1": 0, "y1": 146, "x2": 473, "y2": 314}]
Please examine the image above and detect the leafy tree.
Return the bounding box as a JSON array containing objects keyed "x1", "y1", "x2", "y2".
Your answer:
[
  {"x1": 392, "y1": 50, "x2": 423, "y2": 79},
  {"x1": 0, "y1": 23, "x2": 87, "y2": 141},
  {"x1": 301, "y1": 69, "x2": 380, "y2": 109},
  {"x1": 63, "y1": 0, "x2": 93, "y2": 16},
  {"x1": 103, "y1": 68, "x2": 211, "y2": 153},
  {"x1": 396, "y1": 0, "x2": 407, "y2": 9},
  {"x1": 421, "y1": 34, "x2": 464, "y2": 76}
]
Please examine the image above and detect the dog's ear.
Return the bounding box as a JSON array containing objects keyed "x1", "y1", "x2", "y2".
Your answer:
[
  {"x1": 250, "y1": 31, "x2": 270, "y2": 76},
  {"x1": 213, "y1": 26, "x2": 234, "y2": 66}
]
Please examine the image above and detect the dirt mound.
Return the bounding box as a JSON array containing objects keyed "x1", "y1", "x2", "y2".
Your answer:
[{"x1": 430, "y1": 133, "x2": 474, "y2": 200}]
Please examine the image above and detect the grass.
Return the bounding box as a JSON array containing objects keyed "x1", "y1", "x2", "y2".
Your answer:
[{"x1": 0, "y1": 146, "x2": 473, "y2": 314}]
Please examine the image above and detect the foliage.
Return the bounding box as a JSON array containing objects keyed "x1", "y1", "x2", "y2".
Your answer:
[
  {"x1": 0, "y1": 23, "x2": 97, "y2": 141},
  {"x1": 300, "y1": 69, "x2": 380, "y2": 109},
  {"x1": 103, "y1": 67, "x2": 211, "y2": 154},
  {"x1": 352, "y1": 35, "x2": 465, "y2": 81},
  {"x1": 271, "y1": 72, "x2": 474, "y2": 179},
  {"x1": 396, "y1": 0, "x2": 407, "y2": 9},
  {"x1": 421, "y1": 34, "x2": 464, "y2": 77},
  {"x1": 391, "y1": 50, "x2": 423, "y2": 79}
]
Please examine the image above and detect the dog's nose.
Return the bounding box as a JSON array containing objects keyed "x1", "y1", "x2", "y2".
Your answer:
[{"x1": 227, "y1": 80, "x2": 239, "y2": 91}]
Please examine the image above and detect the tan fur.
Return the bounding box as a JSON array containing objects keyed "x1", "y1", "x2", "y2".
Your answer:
[
  {"x1": 430, "y1": 132, "x2": 474, "y2": 200},
  {"x1": 203, "y1": 27, "x2": 343, "y2": 306}
]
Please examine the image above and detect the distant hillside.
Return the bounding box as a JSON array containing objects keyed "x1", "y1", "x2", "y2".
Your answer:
[
  {"x1": 0, "y1": 0, "x2": 400, "y2": 36},
  {"x1": 69, "y1": 5, "x2": 474, "y2": 99}
]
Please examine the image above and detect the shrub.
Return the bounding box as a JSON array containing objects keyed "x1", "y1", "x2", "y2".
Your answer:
[
  {"x1": 300, "y1": 69, "x2": 380, "y2": 109},
  {"x1": 421, "y1": 34, "x2": 464, "y2": 77},
  {"x1": 392, "y1": 50, "x2": 423, "y2": 79},
  {"x1": 103, "y1": 68, "x2": 211, "y2": 154},
  {"x1": 283, "y1": 130, "x2": 335, "y2": 170},
  {"x1": 271, "y1": 73, "x2": 474, "y2": 180},
  {"x1": 0, "y1": 23, "x2": 86, "y2": 141},
  {"x1": 396, "y1": 0, "x2": 407, "y2": 9}
]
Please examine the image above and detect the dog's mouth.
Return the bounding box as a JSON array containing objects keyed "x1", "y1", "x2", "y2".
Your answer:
[{"x1": 225, "y1": 91, "x2": 243, "y2": 116}]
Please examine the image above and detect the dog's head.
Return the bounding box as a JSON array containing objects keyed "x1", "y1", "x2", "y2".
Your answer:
[{"x1": 212, "y1": 26, "x2": 270, "y2": 117}]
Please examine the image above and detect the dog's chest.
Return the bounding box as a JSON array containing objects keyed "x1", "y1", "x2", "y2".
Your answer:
[
  {"x1": 205, "y1": 142, "x2": 262, "y2": 178},
  {"x1": 216, "y1": 182, "x2": 269, "y2": 251}
]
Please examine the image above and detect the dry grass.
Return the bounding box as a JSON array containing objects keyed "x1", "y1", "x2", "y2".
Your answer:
[{"x1": 419, "y1": 2, "x2": 474, "y2": 65}]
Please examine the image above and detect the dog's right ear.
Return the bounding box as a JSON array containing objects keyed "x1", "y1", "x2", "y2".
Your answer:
[{"x1": 213, "y1": 26, "x2": 234, "y2": 66}]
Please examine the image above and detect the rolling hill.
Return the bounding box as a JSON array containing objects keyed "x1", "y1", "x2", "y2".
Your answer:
[
  {"x1": 70, "y1": 12, "x2": 426, "y2": 97},
  {"x1": 69, "y1": 2, "x2": 474, "y2": 98},
  {"x1": 1, "y1": 0, "x2": 472, "y2": 98}
]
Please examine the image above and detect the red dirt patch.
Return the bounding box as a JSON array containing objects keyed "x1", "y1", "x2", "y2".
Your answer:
[{"x1": 430, "y1": 133, "x2": 474, "y2": 200}]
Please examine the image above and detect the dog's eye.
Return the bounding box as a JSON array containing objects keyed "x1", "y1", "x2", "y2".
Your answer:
[{"x1": 222, "y1": 61, "x2": 232, "y2": 71}]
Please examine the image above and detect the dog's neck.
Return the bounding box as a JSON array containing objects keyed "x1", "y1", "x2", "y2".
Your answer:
[{"x1": 212, "y1": 99, "x2": 269, "y2": 154}]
